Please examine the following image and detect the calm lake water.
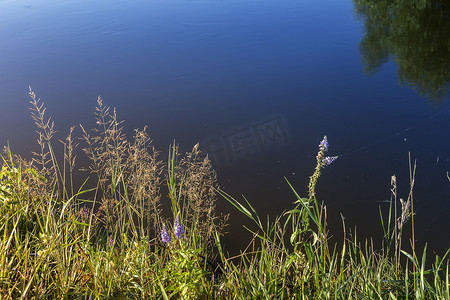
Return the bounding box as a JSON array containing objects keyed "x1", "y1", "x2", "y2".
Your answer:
[{"x1": 1, "y1": 0, "x2": 449, "y2": 254}]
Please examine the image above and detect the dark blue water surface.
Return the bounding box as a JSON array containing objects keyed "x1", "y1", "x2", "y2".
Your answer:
[{"x1": 1, "y1": 0, "x2": 449, "y2": 254}]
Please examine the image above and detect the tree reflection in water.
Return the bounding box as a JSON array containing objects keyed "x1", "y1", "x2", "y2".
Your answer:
[{"x1": 353, "y1": 0, "x2": 450, "y2": 100}]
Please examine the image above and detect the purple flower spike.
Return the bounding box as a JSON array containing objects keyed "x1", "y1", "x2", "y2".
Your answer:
[
  {"x1": 108, "y1": 235, "x2": 114, "y2": 247},
  {"x1": 322, "y1": 156, "x2": 338, "y2": 168},
  {"x1": 161, "y1": 225, "x2": 171, "y2": 244},
  {"x1": 319, "y1": 136, "x2": 328, "y2": 152},
  {"x1": 174, "y1": 213, "x2": 184, "y2": 239}
]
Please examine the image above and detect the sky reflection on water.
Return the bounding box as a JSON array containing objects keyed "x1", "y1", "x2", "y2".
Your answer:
[{"x1": 0, "y1": 0, "x2": 449, "y2": 254}]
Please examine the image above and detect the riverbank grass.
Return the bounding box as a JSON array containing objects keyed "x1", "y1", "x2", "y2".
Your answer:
[{"x1": 0, "y1": 89, "x2": 448, "y2": 298}]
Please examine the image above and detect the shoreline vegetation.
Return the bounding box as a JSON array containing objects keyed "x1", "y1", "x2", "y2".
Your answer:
[{"x1": 0, "y1": 88, "x2": 448, "y2": 299}]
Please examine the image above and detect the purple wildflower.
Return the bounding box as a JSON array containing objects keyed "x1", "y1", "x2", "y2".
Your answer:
[
  {"x1": 174, "y1": 213, "x2": 184, "y2": 239},
  {"x1": 108, "y1": 235, "x2": 114, "y2": 247},
  {"x1": 322, "y1": 156, "x2": 338, "y2": 168},
  {"x1": 78, "y1": 207, "x2": 88, "y2": 218},
  {"x1": 319, "y1": 136, "x2": 328, "y2": 152},
  {"x1": 161, "y1": 225, "x2": 171, "y2": 244}
]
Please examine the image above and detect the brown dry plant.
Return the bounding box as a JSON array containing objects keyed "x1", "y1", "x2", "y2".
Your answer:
[
  {"x1": 169, "y1": 143, "x2": 228, "y2": 251},
  {"x1": 80, "y1": 97, "x2": 163, "y2": 241}
]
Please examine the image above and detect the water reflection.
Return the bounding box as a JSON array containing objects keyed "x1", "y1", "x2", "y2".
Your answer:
[{"x1": 354, "y1": 0, "x2": 450, "y2": 100}]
